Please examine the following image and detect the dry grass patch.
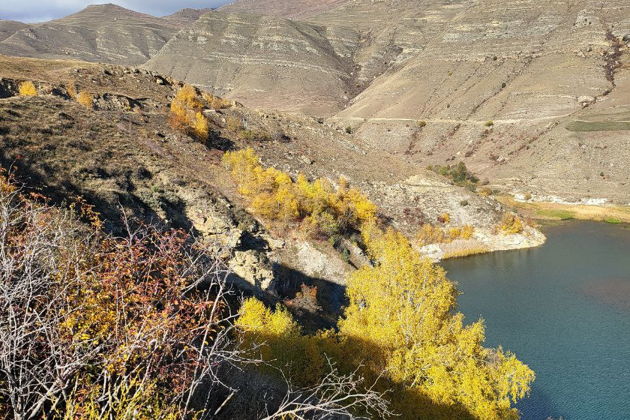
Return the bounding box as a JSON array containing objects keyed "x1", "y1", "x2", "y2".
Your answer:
[{"x1": 442, "y1": 245, "x2": 490, "y2": 259}]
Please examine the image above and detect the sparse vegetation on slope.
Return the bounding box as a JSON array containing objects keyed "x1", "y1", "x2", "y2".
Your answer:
[
  {"x1": 170, "y1": 84, "x2": 210, "y2": 140},
  {"x1": 498, "y1": 213, "x2": 525, "y2": 234},
  {"x1": 76, "y1": 90, "x2": 93, "y2": 108},
  {"x1": 416, "y1": 223, "x2": 475, "y2": 246},
  {"x1": 429, "y1": 162, "x2": 479, "y2": 191}
]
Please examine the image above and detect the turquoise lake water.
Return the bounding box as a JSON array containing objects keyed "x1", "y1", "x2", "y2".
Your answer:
[{"x1": 442, "y1": 221, "x2": 630, "y2": 420}]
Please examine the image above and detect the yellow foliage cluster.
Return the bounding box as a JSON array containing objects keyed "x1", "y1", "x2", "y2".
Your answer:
[
  {"x1": 222, "y1": 148, "x2": 377, "y2": 237},
  {"x1": 18, "y1": 81, "x2": 37, "y2": 96},
  {"x1": 170, "y1": 85, "x2": 210, "y2": 140},
  {"x1": 76, "y1": 91, "x2": 93, "y2": 108},
  {"x1": 226, "y1": 150, "x2": 534, "y2": 418},
  {"x1": 417, "y1": 223, "x2": 475, "y2": 246},
  {"x1": 341, "y1": 227, "x2": 535, "y2": 418},
  {"x1": 236, "y1": 299, "x2": 326, "y2": 385},
  {"x1": 237, "y1": 225, "x2": 535, "y2": 419},
  {"x1": 450, "y1": 224, "x2": 475, "y2": 240},
  {"x1": 202, "y1": 92, "x2": 233, "y2": 110},
  {"x1": 498, "y1": 213, "x2": 524, "y2": 234},
  {"x1": 65, "y1": 82, "x2": 93, "y2": 108}
]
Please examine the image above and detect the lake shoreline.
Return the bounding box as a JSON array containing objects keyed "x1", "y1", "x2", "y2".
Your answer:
[{"x1": 498, "y1": 195, "x2": 630, "y2": 224}]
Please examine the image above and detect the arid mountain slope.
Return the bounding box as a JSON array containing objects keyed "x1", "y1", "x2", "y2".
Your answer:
[
  {"x1": 204, "y1": 0, "x2": 630, "y2": 203},
  {"x1": 0, "y1": 20, "x2": 27, "y2": 42},
  {"x1": 163, "y1": 8, "x2": 213, "y2": 27},
  {"x1": 0, "y1": 4, "x2": 178, "y2": 65},
  {"x1": 220, "y1": 0, "x2": 349, "y2": 19},
  {"x1": 3, "y1": 1, "x2": 629, "y2": 202},
  {"x1": 0, "y1": 56, "x2": 539, "y2": 297},
  {"x1": 144, "y1": 11, "x2": 360, "y2": 115}
]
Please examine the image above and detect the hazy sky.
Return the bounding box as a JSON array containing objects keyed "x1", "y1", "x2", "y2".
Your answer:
[{"x1": 0, "y1": 0, "x2": 233, "y2": 23}]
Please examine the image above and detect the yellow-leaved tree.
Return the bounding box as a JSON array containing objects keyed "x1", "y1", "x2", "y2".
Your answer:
[
  {"x1": 18, "y1": 81, "x2": 37, "y2": 96},
  {"x1": 225, "y1": 148, "x2": 534, "y2": 419},
  {"x1": 169, "y1": 85, "x2": 209, "y2": 141},
  {"x1": 338, "y1": 226, "x2": 535, "y2": 419},
  {"x1": 236, "y1": 298, "x2": 326, "y2": 385},
  {"x1": 222, "y1": 148, "x2": 376, "y2": 237}
]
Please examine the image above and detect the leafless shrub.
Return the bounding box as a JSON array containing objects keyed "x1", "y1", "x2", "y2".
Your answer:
[{"x1": 264, "y1": 358, "x2": 392, "y2": 420}]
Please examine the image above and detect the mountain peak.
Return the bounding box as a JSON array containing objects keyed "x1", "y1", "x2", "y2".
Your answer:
[{"x1": 53, "y1": 3, "x2": 173, "y2": 27}]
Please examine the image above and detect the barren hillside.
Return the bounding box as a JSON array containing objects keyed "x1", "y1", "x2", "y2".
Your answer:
[
  {"x1": 163, "y1": 8, "x2": 213, "y2": 27},
  {"x1": 144, "y1": 11, "x2": 359, "y2": 115},
  {"x1": 194, "y1": 0, "x2": 630, "y2": 203},
  {"x1": 0, "y1": 4, "x2": 179, "y2": 65},
  {"x1": 220, "y1": 0, "x2": 349, "y2": 19},
  {"x1": 0, "y1": 20, "x2": 27, "y2": 42}
]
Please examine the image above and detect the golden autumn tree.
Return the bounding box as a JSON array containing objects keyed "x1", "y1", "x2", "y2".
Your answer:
[
  {"x1": 223, "y1": 148, "x2": 534, "y2": 419},
  {"x1": 222, "y1": 148, "x2": 376, "y2": 237},
  {"x1": 18, "y1": 81, "x2": 37, "y2": 96},
  {"x1": 338, "y1": 226, "x2": 535, "y2": 419},
  {"x1": 169, "y1": 85, "x2": 209, "y2": 140},
  {"x1": 236, "y1": 298, "x2": 326, "y2": 385}
]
